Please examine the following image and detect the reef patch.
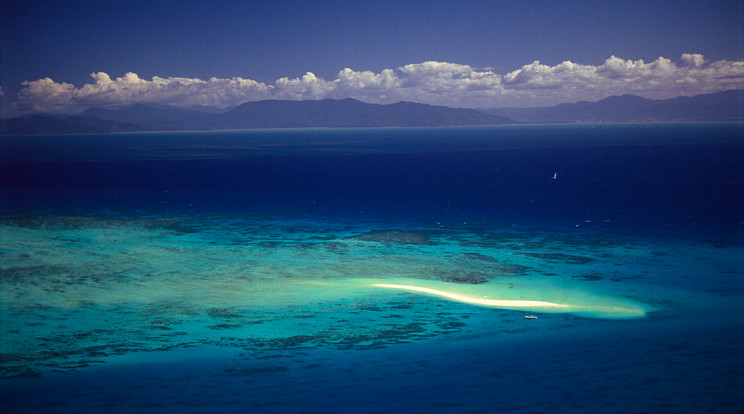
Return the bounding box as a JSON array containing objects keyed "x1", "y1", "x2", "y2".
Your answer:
[
  {"x1": 514, "y1": 252, "x2": 593, "y2": 264},
  {"x1": 344, "y1": 230, "x2": 437, "y2": 245}
]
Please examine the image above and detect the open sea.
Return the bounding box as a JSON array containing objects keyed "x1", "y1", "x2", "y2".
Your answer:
[{"x1": 1, "y1": 123, "x2": 743, "y2": 413}]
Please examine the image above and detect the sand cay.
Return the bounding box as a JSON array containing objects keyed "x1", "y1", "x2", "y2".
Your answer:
[
  {"x1": 371, "y1": 283, "x2": 649, "y2": 319},
  {"x1": 372, "y1": 284, "x2": 570, "y2": 309}
]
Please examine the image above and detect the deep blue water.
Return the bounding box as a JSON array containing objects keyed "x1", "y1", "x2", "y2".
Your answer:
[
  {"x1": 3, "y1": 124, "x2": 742, "y2": 230},
  {"x1": 1, "y1": 124, "x2": 743, "y2": 413}
]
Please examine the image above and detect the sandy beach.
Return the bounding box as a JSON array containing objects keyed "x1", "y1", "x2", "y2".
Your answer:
[{"x1": 372, "y1": 284, "x2": 570, "y2": 309}]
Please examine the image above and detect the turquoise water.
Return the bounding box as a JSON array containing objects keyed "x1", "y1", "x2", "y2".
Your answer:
[{"x1": 1, "y1": 124, "x2": 743, "y2": 412}]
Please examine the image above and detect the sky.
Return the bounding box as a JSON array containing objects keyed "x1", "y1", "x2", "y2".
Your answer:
[{"x1": 1, "y1": 0, "x2": 743, "y2": 116}]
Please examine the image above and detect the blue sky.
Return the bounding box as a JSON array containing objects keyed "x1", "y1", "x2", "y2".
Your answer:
[{"x1": 1, "y1": 0, "x2": 742, "y2": 115}]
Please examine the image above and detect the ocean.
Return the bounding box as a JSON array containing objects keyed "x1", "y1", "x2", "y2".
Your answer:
[{"x1": 1, "y1": 123, "x2": 742, "y2": 413}]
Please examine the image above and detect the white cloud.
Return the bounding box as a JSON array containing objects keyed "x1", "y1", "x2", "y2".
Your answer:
[
  {"x1": 11, "y1": 72, "x2": 273, "y2": 114},
  {"x1": 504, "y1": 60, "x2": 597, "y2": 89},
  {"x1": 394, "y1": 61, "x2": 503, "y2": 106},
  {"x1": 273, "y1": 72, "x2": 332, "y2": 100},
  {"x1": 16, "y1": 77, "x2": 78, "y2": 113},
  {"x1": 7, "y1": 53, "x2": 744, "y2": 114},
  {"x1": 681, "y1": 53, "x2": 706, "y2": 68},
  {"x1": 332, "y1": 68, "x2": 402, "y2": 102},
  {"x1": 502, "y1": 55, "x2": 744, "y2": 104}
]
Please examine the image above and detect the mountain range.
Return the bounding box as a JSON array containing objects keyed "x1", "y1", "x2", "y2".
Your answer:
[
  {"x1": 1, "y1": 90, "x2": 742, "y2": 134},
  {"x1": 485, "y1": 89, "x2": 744, "y2": 123},
  {"x1": 0, "y1": 99, "x2": 510, "y2": 135}
]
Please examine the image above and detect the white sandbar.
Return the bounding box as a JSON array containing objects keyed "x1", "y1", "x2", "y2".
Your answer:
[{"x1": 372, "y1": 284, "x2": 569, "y2": 309}]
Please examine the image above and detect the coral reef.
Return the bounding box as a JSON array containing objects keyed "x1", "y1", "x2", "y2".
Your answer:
[{"x1": 344, "y1": 230, "x2": 437, "y2": 245}]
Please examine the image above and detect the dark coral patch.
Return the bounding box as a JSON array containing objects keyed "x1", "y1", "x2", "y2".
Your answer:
[
  {"x1": 344, "y1": 230, "x2": 436, "y2": 245},
  {"x1": 439, "y1": 271, "x2": 490, "y2": 284},
  {"x1": 0, "y1": 265, "x2": 67, "y2": 282},
  {"x1": 268, "y1": 335, "x2": 322, "y2": 348},
  {"x1": 490, "y1": 262, "x2": 530, "y2": 276},
  {"x1": 3, "y1": 215, "x2": 193, "y2": 233},
  {"x1": 574, "y1": 273, "x2": 603, "y2": 281},
  {"x1": 220, "y1": 365, "x2": 289, "y2": 376},
  {"x1": 206, "y1": 307, "x2": 244, "y2": 319},
  {"x1": 461, "y1": 252, "x2": 496, "y2": 261},
  {"x1": 208, "y1": 323, "x2": 244, "y2": 330},
  {"x1": 515, "y1": 252, "x2": 593, "y2": 264}
]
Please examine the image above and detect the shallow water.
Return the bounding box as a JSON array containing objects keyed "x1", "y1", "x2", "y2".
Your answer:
[{"x1": 1, "y1": 124, "x2": 743, "y2": 412}]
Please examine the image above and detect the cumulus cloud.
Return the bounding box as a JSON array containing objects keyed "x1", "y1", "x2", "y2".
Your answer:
[
  {"x1": 273, "y1": 72, "x2": 332, "y2": 100},
  {"x1": 333, "y1": 68, "x2": 402, "y2": 102},
  {"x1": 681, "y1": 53, "x2": 706, "y2": 68},
  {"x1": 394, "y1": 62, "x2": 503, "y2": 106},
  {"x1": 504, "y1": 60, "x2": 597, "y2": 89},
  {"x1": 16, "y1": 78, "x2": 78, "y2": 113},
  {"x1": 7, "y1": 53, "x2": 744, "y2": 114},
  {"x1": 501, "y1": 54, "x2": 744, "y2": 104},
  {"x1": 12, "y1": 72, "x2": 273, "y2": 114}
]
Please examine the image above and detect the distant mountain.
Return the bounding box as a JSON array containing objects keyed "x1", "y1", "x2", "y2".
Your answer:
[
  {"x1": 4, "y1": 99, "x2": 506, "y2": 133},
  {"x1": 80, "y1": 98, "x2": 510, "y2": 131},
  {"x1": 484, "y1": 89, "x2": 744, "y2": 123},
  {"x1": 80, "y1": 103, "x2": 212, "y2": 131},
  {"x1": 192, "y1": 98, "x2": 511, "y2": 130},
  {"x1": 187, "y1": 105, "x2": 232, "y2": 114},
  {"x1": 1, "y1": 99, "x2": 510, "y2": 134},
  {"x1": 3, "y1": 90, "x2": 741, "y2": 135},
  {"x1": 0, "y1": 114, "x2": 142, "y2": 135}
]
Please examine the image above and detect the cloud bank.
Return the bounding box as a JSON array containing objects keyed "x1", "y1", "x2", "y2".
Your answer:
[{"x1": 6, "y1": 54, "x2": 744, "y2": 115}]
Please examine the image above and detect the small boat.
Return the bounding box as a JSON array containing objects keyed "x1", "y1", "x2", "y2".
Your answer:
[{"x1": 524, "y1": 315, "x2": 538, "y2": 319}]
